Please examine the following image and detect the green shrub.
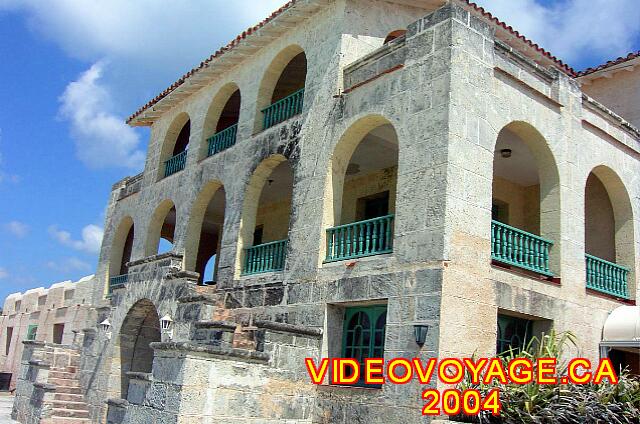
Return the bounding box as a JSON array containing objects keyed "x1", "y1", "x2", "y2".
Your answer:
[{"x1": 454, "y1": 331, "x2": 640, "y2": 423}]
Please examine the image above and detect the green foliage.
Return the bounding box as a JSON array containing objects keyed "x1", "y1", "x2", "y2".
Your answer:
[{"x1": 454, "y1": 331, "x2": 640, "y2": 423}]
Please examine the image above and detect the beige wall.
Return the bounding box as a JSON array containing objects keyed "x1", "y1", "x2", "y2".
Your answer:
[
  {"x1": 0, "y1": 276, "x2": 97, "y2": 390},
  {"x1": 582, "y1": 65, "x2": 640, "y2": 129},
  {"x1": 585, "y1": 173, "x2": 616, "y2": 262},
  {"x1": 255, "y1": 198, "x2": 292, "y2": 244},
  {"x1": 493, "y1": 177, "x2": 540, "y2": 234}
]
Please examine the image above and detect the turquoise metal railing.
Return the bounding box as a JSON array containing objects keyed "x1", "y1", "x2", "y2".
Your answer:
[
  {"x1": 262, "y1": 88, "x2": 305, "y2": 130},
  {"x1": 207, "y1": 124, "x2": 238, "y2": 157},
  {"x1": 164, "y1": 150, "x2": 187, "y2": 177},
  {"x1": 325, "y1": 215, "x2": 395, "y2": 262},
  {"x1": 109, "y1": 274, "x2": 128, "y2": 293},
  {"x1": 586, "y1": 254, "x2": 629, "y2": 299},
  {"x1": 491, "y1": 220, "x2": 553, "y2": 276},
  {"x1": 243, "y1": 239, "x2": 288, "y2": 275}
]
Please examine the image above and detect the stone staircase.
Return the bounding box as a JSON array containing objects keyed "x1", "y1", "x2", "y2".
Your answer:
[{"x1": 42, "y1": 351, "x2": 91, "y2": 423}]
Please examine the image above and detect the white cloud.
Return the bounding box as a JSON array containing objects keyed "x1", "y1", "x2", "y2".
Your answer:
[
  {"x1": 0, "y1": 267, "x2": 8, "y2": 279},
  {"x1": 4, "y1": 221, "x2": 29, "y2": 238},
  {"x1": 45, "y1": 257, "x2": 91, "y2": 273},
  {"x1": 478, "y1": 0, "x2": 640, "y2": 65},
  {"x1": 59, "y1": 63, "x2": 145, "y2": 169},
  {"x1": 48, "y1": 224, "x2": 104, "y2": 254}
]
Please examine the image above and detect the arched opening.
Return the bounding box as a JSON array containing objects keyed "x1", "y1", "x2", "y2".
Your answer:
[
  {"x1": 491, "y1": 122, "x2": 561, "y2": 277},
  {"x1": 324, "y1": 116, "x2": 398, "y2": 263},
  {"x1": 159, "y1": 113, "x2": 190, "y2": 179},
  {"x1": 203, "y1": 84, "x2": 241, "y2": 159},
  {"x1": 585, "y1": 166, "x2": 635, "y2": 298},
  {"x1": 255, "y1": 46, "x2": 307, "y2": 132},
  {"x1": 108, "y1": 217, "x2": 134, "y2": 293},
  {"x1": 145, "y1": 200, "x2": 177, "y2": 257},
  {"x1": 119, "y1": 299, "x2": 161, "y2": 399},
  {"x1": 184, "y1": 182, "x2": 226, "y2": 284},
  {"x1": 384, "y1": 29, "x2": 407, "y2": 44},
  {"x1": 238, "y1": 156, "x2": 293, "y2": 275}
]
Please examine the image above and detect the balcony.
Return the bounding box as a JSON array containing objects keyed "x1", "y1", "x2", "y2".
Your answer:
[
  {"x1": 491, "y1": 220, "x2": 553, "y2": 276},
  {"x1": 262, "y1": 88, "x2": 304, "y2": 130},
  {"x1": 207, "y1": 124, "x2": 238, "y2": 157},
  {"x1": 164, "y1": 150, "x2": 187, "y2": 178},
  {"x1": 325, "y1": 215, "x2": 394, "y2": 263},
  {"x1": 586, "y1": 254, "x2": 629, "y2": 299},
  {"x1": 243, "y1": 239, "x2": 288, "y2": 275},
  {"x1": 109, "y1": 274, "x2": 128, "y2": 293}
]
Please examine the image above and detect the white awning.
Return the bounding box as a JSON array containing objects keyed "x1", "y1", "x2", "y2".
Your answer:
[{"x1": 602, "y1": 306, "x2": 640, "y2": 343}]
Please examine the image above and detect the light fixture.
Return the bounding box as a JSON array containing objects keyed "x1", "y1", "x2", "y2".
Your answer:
[
  {"x1": 500, "y1": 149, "x2": 512, "y2": 158},
  {"x1": 99, "y1": 319, "x2": 112, "y2": 340},
  {"x1": 414, "y1": 324, "x2": 430, "y2": 347},
  {"x1": 160, "y1": 315, "x2": 174, "y2": 332}
]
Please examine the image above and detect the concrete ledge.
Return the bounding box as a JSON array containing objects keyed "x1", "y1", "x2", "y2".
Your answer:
[
  {"x1": 33, "y1": 382, "x2": 56, "y2": 392},
  {"x1": 194, "y1": 320, "x2": 237, "y2": 331},
  {"x1": 106, "y1": 398, "x2": 129, "y2": 408},
  {"x1": 127, "y1": 252, "x2": 183, "y2": 267},
  {"x1": 177, "y1": 294, "x2": 218, "y2": 305},
  {"x1": 125, "y1": 372, "x2": 152, "y2": 381},
  {"x1": 165, "y1": 270, "x2": 200, "y2": 282},
  {"x1": 255, "y1": 320, "x2": 323, "y2": 338},
  {"x1": 28, "y1": 360, "x2": 51, "y2": 369},
  {"x1": 150, "y1": 342, "x2": 270, "y2": 363},
  {"x1": 22, "y1": 340, "x2": 45, "y2": 347}
]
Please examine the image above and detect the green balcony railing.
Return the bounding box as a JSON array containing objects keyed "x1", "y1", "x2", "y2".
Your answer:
[
  {"x1": 325, "y1": 215, "x2": 395, "y2": 263},
  {"x1": 243, "y1": 239, "x2": 288, "y2": 275},
  {"x1": 207, "y1": 124, "x2": 238, "y2": 157},
  {"x1": 586, "y1": 254, "x2": 629, "y2": 299},
  {"x1": 491, "y1": 220, "x2": 553, "y2": 276},
  {"x1": 109, "y1": 274, "x2": 128, "y2": 293},
  {"x1": 262, "y1": 88, "x2": 304, "y2": 130},
  {"x1": 164, "y1": 150, "x2": 187, "y2": 178}
]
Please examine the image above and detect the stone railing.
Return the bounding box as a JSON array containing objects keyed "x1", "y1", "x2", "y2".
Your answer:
[
  {"x1": 343, "y1": 36, "x2": 406, "y2": 92},
  {"x1": 117, "y1": 173, "x2": 143, "y2": 200}
]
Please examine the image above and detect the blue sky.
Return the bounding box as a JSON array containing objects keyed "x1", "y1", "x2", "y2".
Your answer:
[{"x1": 0, "y1": 0, "x2": 639, "y2": 305}]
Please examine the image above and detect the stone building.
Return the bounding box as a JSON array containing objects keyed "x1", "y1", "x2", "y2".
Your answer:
[
  {"x1": 0, "y1": 276, "x2": 96, "y2": 391},
  {"x1": 11, "y1": 0, "x2": 640, "y2": 423}
]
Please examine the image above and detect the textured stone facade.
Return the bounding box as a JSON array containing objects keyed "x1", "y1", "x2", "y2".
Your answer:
[{"x1": 11, "y1": 1, "x2": 640, "y2": 423}]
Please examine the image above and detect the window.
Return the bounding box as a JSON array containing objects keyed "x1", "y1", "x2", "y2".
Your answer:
[
  {"x1": 357, "y1": 191, "x2": 390, "y2": 221},
  {"x1": 38, "y1": 296, "x2": 47, "y2": 307},
  {"x1": 253, "y1": 225, "x2": 264, "y2": 247},
  {"x1": 14, "y1": 300, "x2": 21, "y2": 312},
  {"x1": 497, "y1": 315, "x2": 531, "y2": 355},
  {"x1": 26, "y1": 325, "x2": 38, "y2": 341},
  {"x1": 64, "y1": 290, "x2": 75, "y2": 301},
  {"x1": 53, "y1": 324, "x2": 65, "y2": 345},
  {"x1": 342, "y1": 306, "x2": 387, "y2": 387},
  {"x1": 5, "y1": 327, "x2": 13, "y2": 355}
]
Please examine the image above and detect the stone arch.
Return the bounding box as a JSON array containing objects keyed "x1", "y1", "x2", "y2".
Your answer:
[
  {"x1": 108, "y1": 216, "x2": 134, "y2": 284},
  {"x1": 491, "y1": 121, "x2": 561, "y2": 274},
  {"x1": 118, "y1": 299, "x2": 161, "y2": 399},
  {"x1": 254, "y1": 45, "x2": 307, "y2": 132},
  {"x1": 384, "y1": 29, "x2": 407, "y2": 43},
  {"x1": 184, "y1": 181, "x2": 226, "y2": 284},
  {"x1": 585, "y1": 165, "x2": 636, "y2": 294},
  {"x1": 236, "y1": 155, "x2": 294, "y2": 274},
  {"x1": 320, "y1": 115, "x2": 399, "y2": 262},
  {"x1": 145, "y1": 199, "x2": 177, "y2": 257},
  {"x1": 157, "y1": 112, "x2": 190, "y2": 180},
  {"x1": 200, "y1": 83, "x2": 242, "y2": 159}
]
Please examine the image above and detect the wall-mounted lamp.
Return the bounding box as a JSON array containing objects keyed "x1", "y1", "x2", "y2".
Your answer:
[
  {"x1": 99, "y1": 319, "x2": 112, "y2": 340},
  {"x1": 160, "y1": 315, "x2": 174, "y2": 339},
  {"x1": 414, "y1": 324, "x2": 430, "y2": 347},
  {"x1": 500, "y1": 149, "x2": 512, "y2": 159}
]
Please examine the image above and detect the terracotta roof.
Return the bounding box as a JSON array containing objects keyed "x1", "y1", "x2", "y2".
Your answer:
[
  {"x1": 577, "y1": 50, "x2": 640, "y2": 77},
  {"x1": 126, "y1": 0, "x2": 297, "y2": 124},
  {"x1": 127, "y1": 0, "x2": 593, "y2": 126}
]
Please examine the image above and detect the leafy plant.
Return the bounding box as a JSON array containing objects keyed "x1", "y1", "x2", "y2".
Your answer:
[{"x1": 454, "y1": 331, "x2": 640, "y2": 423}]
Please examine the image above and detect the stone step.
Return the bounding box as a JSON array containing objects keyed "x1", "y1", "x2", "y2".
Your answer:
[
  {"x1": 54, "y1": 393, "x2": 85, "y2": 402},
  {"x1": 52, "y1": 401, "x2": 89, "y2": 411},
  {"x1": 48, "y1": 377, "x2": 80, "y2": 387},
  {"x1": 51, "y1": 408, "x2": 89, "y2": 419},
  {"x1": 42, "y1": 418, "x2": 90, "y2": 424},
  {"x1": 55, "y1": 386, "x2": 83, "y2": 394},
  {"x1": 49, "y1": 370, "x2": 75, "y2": 379}
]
